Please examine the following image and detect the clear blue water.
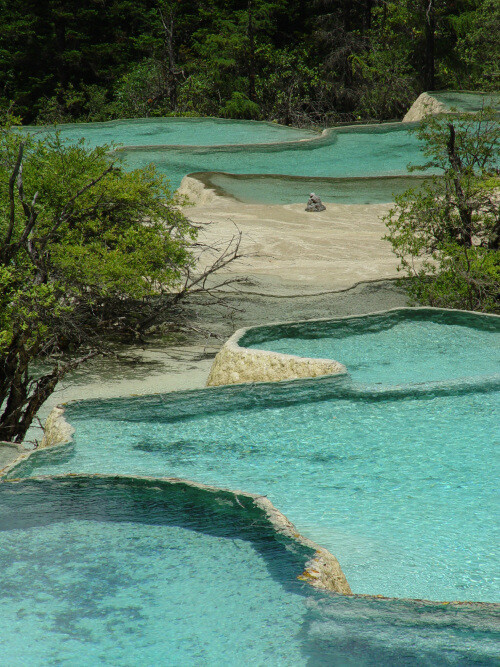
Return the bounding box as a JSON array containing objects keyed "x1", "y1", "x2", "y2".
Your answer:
[
  {"x1": 20, "y1": 118, "x2": 431, "y2": 195},
  {"x1": 11, "y1": 311, "x2": 499, "y2": 604},
  {"x1": 120, "y1": 123, "x2": 428, "y2": 191},
  {"x1": 1, "y1": 478, "x2": 498, "y2": 666},
  {"x1": 5, "y1": 311, "x2": 500, "y2": 662},
  {"x1": 429, "y1": 91, "x2": 499, "y2": 113},
  {"x1": 201, "y1": 173, "x2": 431, "y2": 205},
  {"x1": 0, "y1": 478, "x2": 311, "y2": 665},
  {"x1": 14, "y1": 381, "x2": 499, "y2": 603},
  {"x1": 243, "y1": 314, "x2": 500, "y2": 385},
  {"x1": 21, "y1": 117, "x2": 316, "y2": 148}
]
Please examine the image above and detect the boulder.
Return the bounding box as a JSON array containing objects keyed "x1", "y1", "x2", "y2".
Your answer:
[{"x1": 305, "y1": 192, "x2": 326, "y2": 212}]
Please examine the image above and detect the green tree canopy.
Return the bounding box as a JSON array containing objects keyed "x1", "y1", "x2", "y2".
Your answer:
[
  {"x1": 384, "y1": 108, "x2": 499, "y2": 312},
  {"x1": 0, "y1": 125, "x2": 241, "y2": 443},
  {"x1": 1, "y1": 0, "x2": 497, "y2": 125}
]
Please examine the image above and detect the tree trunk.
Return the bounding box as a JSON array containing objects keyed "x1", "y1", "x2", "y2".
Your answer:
[
  {"x1": 159, "y1": 3, "x2": 179, "y2": 110},
  {"x1": 247, "y1": 0, "x2": 256, "y2": 103},
  {"x1": 364, "y1": 0, "x2": 373, "y2": 32},
  {"x1": 446, "y1": 122, "x2": 474, "y2": 246},
  {"x1": 424, "y1": 0, "x2": 435, "y2": 90},
  {"x1": 0, "y1": 347, "x2": 97, "y2": 444}
]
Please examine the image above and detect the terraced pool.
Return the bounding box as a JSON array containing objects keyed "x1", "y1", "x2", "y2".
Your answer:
[
  {"x1": 22, "y1": 116, "x2": 317, "y2": 148},
  {"x1": 20, "y1": 117, "x2": 431, "y2": 200},
  {"x1": 11, "y1": 310, "x2": 499, "y2": 605},
  {"x1": 1, "y1": 477, "x2": 498, "y2": 666},
  {"x1": 242, "y1": 309, "x2": 499, "y2": 385},
  {"x1": 120, "y1": 121, "x2": 428, "y2": 193},
  {"x1": 19, "y1": 91, "x2": 498, "y2": 203},
  {"x1": 0, "y1": 477, "x2": 316, "y2": 665},
  {"x1": 8, "y1": 103, "x2": 500, "y2": 661}
]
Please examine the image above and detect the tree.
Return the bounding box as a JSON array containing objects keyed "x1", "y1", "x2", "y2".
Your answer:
[
  {"x1": 384, "y1": 108, "x2": 499, "y2": 312},
  {"x1": 0, "y1": 125, "x2": 242, "y2": 443},
  {"x1": 452, "y1": 0, "x2": 500, "y2": 90}
]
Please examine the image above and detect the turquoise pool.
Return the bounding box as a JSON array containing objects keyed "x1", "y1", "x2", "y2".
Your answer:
[
  {"x1": 120, "y1": 122, "x2": 428, "y2": 192},
  {"x1": 189, "y1": 172, "x2": 432, "y2": 205},
  {"x1": 242, "y1": 309, "x2": 500, "y2": 386},
  {"x1": 20, "y1": 118, "x2": 432, "y2": 198},
  {"x1": 1, "y1": 477, "x2": 498, "y2": 666},
  {"x1": 0, "y1": 477, "x2": 312, "y2": 665},
  {"x1": 20, "y1": 95, "x2": 499, "y2": 202},
  {"x1": 429, "y1": 90, "x2": 499, "y2": 113},
  {"x1": 13, "y1": 310, "x2": 500, "y2": 604},
  {"x1": 21, "y1": 116, "x2": 317, "y2": 148}
]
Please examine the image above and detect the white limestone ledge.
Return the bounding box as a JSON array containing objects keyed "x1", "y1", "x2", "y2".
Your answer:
[
  {"x1": 40, "y1": 406, "x2": 75, "y2": 448},
  {"x1": 403, "y1": 92, "x2": 447, "y2": 122},
  {"x1": 0, "y1": 406, "x2": 74, "y2": 478},
  {"x1": 207, "y1": 331, "x2": 346, "y2": 387},
  {"x1": 177, "y1": 175, "x2": 220, "y2": 205},
  {"x1": 251, "y1": 492, "x2": 351, "y2": 594}
]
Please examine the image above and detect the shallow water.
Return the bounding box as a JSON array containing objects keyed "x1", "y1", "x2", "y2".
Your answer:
[
  {"x1": 21, "y1": 116, "x2": 316, "y2": 148},
  {"x1": 429, "y1": 91, "x2": 499, "y2": 113},
  {"x1": 21, "y1": 106, "x2": 498, "y2": 201},
  {"x1": 15, "y1": 381, "x2": 499, "y2": 602},
  {"x1": 0, "y1": 478, "x2": 310, "y2": 665},
  {"x1": 1, "y1": 478, "x2": 498, "y2": 666},
  {"x1": 244, "y1": 315, "x2": 500, "y2": 385},
  {"x1": 121, "y1": 123, "x2": 428, "y2": 191},
  {"x1": 6, "y1": 311, "x2": 500, "y2": 663},
  {"x1": 13, "y1": 312, "x2": 500, "y2": 602},
  {"x1": 21, "y1": 119, "x2": 431, "y2": 196},
  {"x1": 201, "y1": 173, "x2": 431, "y2": 205}
]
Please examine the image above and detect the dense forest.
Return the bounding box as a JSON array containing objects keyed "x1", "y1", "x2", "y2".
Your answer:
[{"x1": 1, "y1": 0, "x2": 498, "y2": 126}]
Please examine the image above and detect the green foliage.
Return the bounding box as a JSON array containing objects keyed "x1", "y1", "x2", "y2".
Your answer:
[
  {"x1": 0, "y1": 1, "x2": 497, "y2": 125},
  {"x1": 221, "y1": 92, "x2": 260, "y2": 119},
  {"x1": 113, "y1": 59, "x2": 171, "y2": 118},
  {"x1": 452, "y1": 0, "x2": 500, "y2": 90},
  {"x1": 257, "y1": 47, "x2": 321, "y2": 125},
  {"x1": 384, "y1": 109, "x2": 500, "y2": 312},
  {"x1": 351, "y1": 48, "x2": 416, "y2": 120},
  {"x1": 0, "y1": 130, "x2": 195, "y2": 345},
  {"x1": 0, "y1": 124, "x2": 197, "y2": 441},
  {"x1": 402, "y1": 243, "x2": 499, "y2": 312}
]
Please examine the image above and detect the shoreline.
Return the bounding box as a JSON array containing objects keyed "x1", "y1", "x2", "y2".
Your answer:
[{"x1": 18, "y1": 195, "x2": 410, "y2": 441}]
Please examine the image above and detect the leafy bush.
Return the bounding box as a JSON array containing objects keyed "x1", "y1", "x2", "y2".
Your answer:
[
  {"x1": 220, "y1": 92, "x2": 260, "y2": 120},
  {"x1": 384, "y1": 109, "x2": 499, "y2": 312}
]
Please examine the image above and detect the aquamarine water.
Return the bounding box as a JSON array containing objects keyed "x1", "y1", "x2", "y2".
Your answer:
[
  {"x1": 21, "y1": 118, "x2": 431, "y2": 195},
  {"x1": 1, "y1": 478, "x2": 498, "y2": 666},
  {"x1": 12, "y1": 311, "x2": 499, "y2": 602},
  {"x1": 5, "y1": 311, "x2": 500, "y2": 663},
  {"x1": 21, "y1": 102, "x2": 499, "y2": 200},
  {"x1": 15, "y1": 384, "x2": 498, "y2": 603},
  {"x1": 0, "y1": 477, "x2": 310, "y2": 665},
  {"x1": 243, "y1": 311, "x2": 500, "y2": 385},
  {"x1": 429, "y1": 91, "x2": 499, "y2": 113},
  {"x1": 21, "y1": 117, "x2": 316, "y2": 148},
  {"x1": 120, "y1": 123, "x2": 428, "y2": 191},
  {"x1": 199, "y1": 173, "x2": 431, "y2": 205}
]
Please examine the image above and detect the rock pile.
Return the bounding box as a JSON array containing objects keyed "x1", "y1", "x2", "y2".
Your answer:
[{"x1": 305, "y1": 192, "x2": 326, "y2": 212}]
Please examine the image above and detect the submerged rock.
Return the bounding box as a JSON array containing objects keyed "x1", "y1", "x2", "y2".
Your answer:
[{"x1": 306, "y1": 192, "x2": 326, "y2": 212}]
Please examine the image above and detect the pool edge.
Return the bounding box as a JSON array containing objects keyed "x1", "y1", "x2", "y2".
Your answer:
[{"x1": 207, "y1": 306, "x2": 499, "y2": 387}]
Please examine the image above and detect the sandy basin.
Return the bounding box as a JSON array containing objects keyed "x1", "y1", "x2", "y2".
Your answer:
[{"x1": 183, "y1": 188, "x2": 399, "y2": 292}]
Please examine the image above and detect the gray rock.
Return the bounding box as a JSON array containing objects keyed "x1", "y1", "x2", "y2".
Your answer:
[{"x1": 305, "y1": 192, "x2": 326, "y2": 212}]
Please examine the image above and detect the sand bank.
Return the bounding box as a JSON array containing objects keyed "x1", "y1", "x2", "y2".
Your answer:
[{"x1": 181, "y1": 185, "x2": 400, "y2": 293}]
